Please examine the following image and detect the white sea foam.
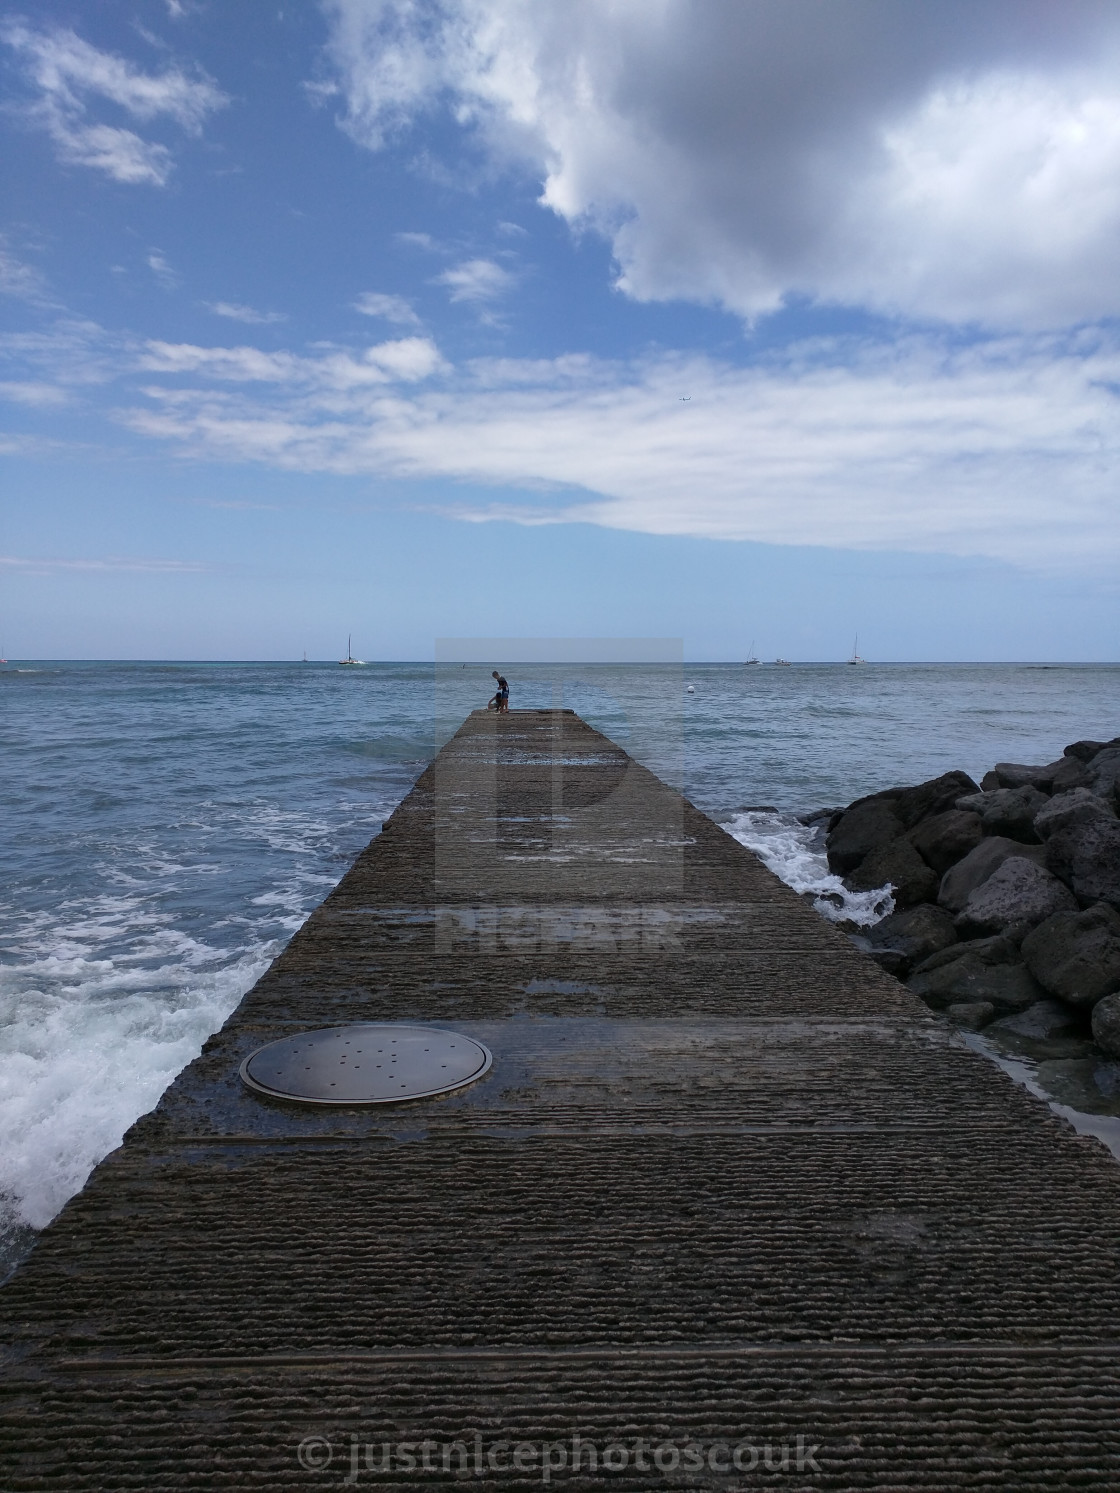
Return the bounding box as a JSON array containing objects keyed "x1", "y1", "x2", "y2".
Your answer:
[
  {"x1": 0, "y1": 926, "x2": 271, "y2": 1241},
  {"x1": 0, "y1": 789, "x2": 399, "y2": 1274},
  {"x1": 723, "y1": 809, "x2": 894, "y2": 926}
]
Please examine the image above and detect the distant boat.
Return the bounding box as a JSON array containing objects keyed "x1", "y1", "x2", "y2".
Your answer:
[
  {"x1": 302, "y1": 651, "x2": 308, "y2": 663},
  {"x1": 775, "y1": 657, "x2": 791, "y2": 666},
  {"x1": 847, "y1": 634, "x2": 866, "y2": 665},
  {"x1": 744, "y1": 640, "x2": 759, "y2": 665},
  {"x1": 339, "y1": 634, "x2": 366, "y2": 667}
]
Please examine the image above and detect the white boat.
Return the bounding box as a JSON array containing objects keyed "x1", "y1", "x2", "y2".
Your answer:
[
  {"x1": 339, "y1": 634, "x2": 366, "y2": 666},
  {"x1": 847, "y1": 634, "x2": 866, "y2": 665},
  {"x1": 744, "y1": 640, "x2": 759, "y2": 665},
  {"x1": 775, "y1": 657, "x2": 791, "y2": 666}
]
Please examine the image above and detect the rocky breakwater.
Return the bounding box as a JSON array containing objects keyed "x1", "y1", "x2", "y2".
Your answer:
[{"x1": 831, "y1": 736, "x2": 1120, "y2": 1085}]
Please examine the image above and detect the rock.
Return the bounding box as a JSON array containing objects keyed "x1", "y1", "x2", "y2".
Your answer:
[
  {"x1": 912, "y1": 933, "x2": 1019, "y2": 976},
  {"x1": 907, "y1": 809, "x2": 984, "y2": 875},
  {"x1": 954, "y1": 786, "x2": 1046, "y2": 843},
  {"x1": 1065, "y1": 737, "x2": 1120, "y2": 763},
  {"x1": 938, "y1": 836, "x2": 1046, "y2": 914},
  {"x1": 862, "y1": 903, "x2": 957, "y2": 976},
  {"x1": 844, "y1": 837, "x2": 939, "y2": 908},
  {"x1": 1087, "y1": 747, "x2": 1120, "y2": 806},
  {"x1": 825, "y1": 795, "x2": 903, "y2": 874},
  {"x1": 955, "y1": 857, "x2": 1077, "y2": 938},
  {"x1": 989, "y1": 999, "x2": 1082, "y2": 1042},
  {"x1": 1033, "y1": 787, "x2": 1116, "y2": 841},
  {"x1": 1021, "y1": 903, "x2": 1120, "y2": 1008},
  {"x1": 946, "y1": 1000, "x2": 995, "y2": 1031},
  {"x1": 990, "y1": 760, "x2": 1066, "y2": 791},
  {"x1": 1045, "y1": 816, "x2": 1120, "y2": 909},
  {"x1": 1034, "y1": 1056, "x2": 1120, "y2": 1114},
  {"x1": 984, "y1": 999, "x2": 1093, "y2": 1061},
  {"x1": 797, "y1": 807, "x2": 842, "y2": 826},
  {"x1": 1092, "y1": 993, "x2": 1120, "y2": 1058},
  {"x1": 981, "y1": 770, "x2": 1001, "y2": 791},
  {"x1": 891, "y1": 770, "x2": 982, "y2": 830},
  {"x1": 909, "y1": 950, "x2": 1046, "y2": 1012},
  {"x1": 1049, "y1": 755, "x2": 1092, "y2": 793}
]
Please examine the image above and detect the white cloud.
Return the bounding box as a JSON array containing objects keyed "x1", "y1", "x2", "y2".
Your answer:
[
  {"x1": 321, "y1": 0, "x2": 1120, "y2": 330},
  {"x1": 1, "y1": 21, "x2": 227, "y2": 185},
  {"x1": 207, "y1": 301, "x2": 288, "y2": 325},
  {"x1": 0, "y1": 381, "x2": 69, "y2": 407},
  {"x1": 0, "y1": 317, "x2": 124, "y2": 387},
  {"x1": 0, "y1": 243, "x2": 46, "y2": 301},
  {"x1": 436, "y1": 257, "x2": 512, "y2": 303},
  {"x1": 147, "y1": 251, "x2": 178, "y2": 288},
  {"x1": 110, "y1": 328, "x2": 1120, "y2": 571},
  {"x1": 137, "y1": 334, "x2": 446, "y2": 388},
  {"x1": 354, "y1": 291, "x2": 420, "y2": 324}
]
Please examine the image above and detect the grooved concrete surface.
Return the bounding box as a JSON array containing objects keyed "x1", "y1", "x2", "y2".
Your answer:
[{"x1": 4, "y1": 709, "x2": 1120, "y2": 1490}]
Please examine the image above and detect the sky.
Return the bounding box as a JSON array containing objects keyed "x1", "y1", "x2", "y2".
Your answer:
[{"x1": 2, "y1": 0, "x2": 1120, "y2": 661}]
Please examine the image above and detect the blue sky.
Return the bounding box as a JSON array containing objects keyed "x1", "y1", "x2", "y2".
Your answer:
[{"x1": 2, "y1": 0, "x2": 1119, "y2": 660}]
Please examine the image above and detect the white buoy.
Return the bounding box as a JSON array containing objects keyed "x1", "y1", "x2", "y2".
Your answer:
[{"x1": 686, "y1": 684, "x2": 695, "y2": 693}]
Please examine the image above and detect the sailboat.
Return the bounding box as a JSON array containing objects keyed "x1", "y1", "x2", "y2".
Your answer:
[
  {"x1": 847, "y1": 634, "x2": 866, "y2": 665},
  {"x1": 338, "y1": 634, "x2": 366, "y2": 666},
  {"x1": 743, "y1": 640, "x2": 760, "y2": 665}
]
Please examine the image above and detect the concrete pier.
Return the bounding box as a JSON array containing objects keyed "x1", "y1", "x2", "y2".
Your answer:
[{"x1": 4, "y1": 708, "x2": 1120, "y2": 1489}]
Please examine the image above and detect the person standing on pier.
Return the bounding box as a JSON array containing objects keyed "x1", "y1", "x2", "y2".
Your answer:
[{"x1": 491, "y1": 670, "x2": 509, "y2": 712}]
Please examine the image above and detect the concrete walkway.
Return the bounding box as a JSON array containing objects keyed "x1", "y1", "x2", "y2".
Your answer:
[{"x1": 4, "y1": 709, "x2": 1120, "y2": 1489}]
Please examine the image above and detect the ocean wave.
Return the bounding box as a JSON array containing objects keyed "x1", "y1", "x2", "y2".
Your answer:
[
  {"x1": 723, "y1": 809, "x2": 894, "y2": 926},
  {"x1": 0, "y1": 942, "x2": 270, "y2": 1272}
]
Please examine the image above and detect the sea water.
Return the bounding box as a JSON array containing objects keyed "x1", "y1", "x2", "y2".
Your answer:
[{"x1": 2, "y1": 659, "x2": 1118, "y2": 1275}]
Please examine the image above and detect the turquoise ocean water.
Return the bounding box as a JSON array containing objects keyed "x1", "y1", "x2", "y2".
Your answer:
[{"x1": 2, "y1": 659, "x2": 1118, "y2": 1273}]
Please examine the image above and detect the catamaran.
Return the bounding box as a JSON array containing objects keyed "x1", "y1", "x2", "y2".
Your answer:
[
  {"x1": 339, "y1": 635, "x2": 366, "y2": 666},
  {"x1": 847, "y1": 635, "x2": 866, "y2": 665}
]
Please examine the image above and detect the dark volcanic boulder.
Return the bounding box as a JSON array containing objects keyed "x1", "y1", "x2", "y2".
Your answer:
[
  {"x1": 908, "y1": 809, "x2": 984, "y2": 875},
  {"x1": 1034, "y1": 787, "x2": 1116, "y2": 842},
  {"x1": 955, "y1": 857, "x2": 1077, "y2": 938},
  {"x1": 988, "y1": 999, "x2": 1083, "y2": 1044},
  {"x1": 825, "y1": 794, "x2": 903, "y2": 874},
  {"x1": 1087, "y1": 747, "x2": 1120, "y2": 806},
  {"x1": 912, "y1": 933, "x2": 1019, "y2": 976},
  {"x1": 1092, "y1": 993, "x2": 1120, "y2": 1058},
  {"x1": 1045, "y1": 816, "x2": 1120, "y2": 909},
  {"x1": 990, "y1": 760, "x2": 1065, "y2": 792},
  {"x1": 862, "y1": 903, "x2": 957, "y2": 976},
  {"x1": 955, "y1": 786, "x2": 1046, "y2": 843},
  {"x1": 891, "y1": 770, "x2": 981, "y2": 830},
  {"x1": 946, "y1": 1000, "x2": 996, "y2": 1031},
  {"x1": 1065, "y1": 737, "x2": 1120, "y2": 763},
  {"x1": 1021, "y1": 903, "x2": 1120, "y2": 1008},
  {"x1": 1049, "y1": 755, "x2": 1092, "y2": 793},
  {"x1": 938, "y1": 836, "x2": 1046, "y2": 914},
  {"x1": 908, "y1": 943, "x2": 1045, "y2": 1013},
  {"x1": 844, "y1": 837, "x2": 939, "y2": 908}
]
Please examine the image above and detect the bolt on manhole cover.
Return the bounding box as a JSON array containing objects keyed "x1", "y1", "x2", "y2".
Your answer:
[{"x1": 240, "y1": 1024, "x2": 492, "y2": 1105}]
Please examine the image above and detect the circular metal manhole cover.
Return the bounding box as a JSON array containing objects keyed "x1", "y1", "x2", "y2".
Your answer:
[{"x1": 240, "y1": 1024, "x2": 492, "y2": 1105}]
